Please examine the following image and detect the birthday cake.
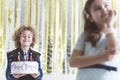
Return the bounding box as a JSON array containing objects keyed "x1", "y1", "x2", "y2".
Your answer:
[{"x1": 11, "y1": 61, "x2": 38, "y2": 74}]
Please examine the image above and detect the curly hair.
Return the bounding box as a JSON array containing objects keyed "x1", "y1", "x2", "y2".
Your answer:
[
  {"x1": 83, "y1": 0, "x2": 103, "y2": 47},
  {"x1": 13, "y1": 25, "x2": 37, "y2": 48}
]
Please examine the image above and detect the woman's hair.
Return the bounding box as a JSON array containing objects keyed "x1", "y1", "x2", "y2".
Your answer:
[
  {"x1": 13, "y1": 25, "x2": 37, "y2": 48},
  {"x1": 83, "y1": 0, "x2": 102, "y2": 47}
]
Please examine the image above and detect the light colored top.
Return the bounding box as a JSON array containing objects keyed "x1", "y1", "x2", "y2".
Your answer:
[{"x1": 74, "y1": 33, "x2": 120, "y2": 80}]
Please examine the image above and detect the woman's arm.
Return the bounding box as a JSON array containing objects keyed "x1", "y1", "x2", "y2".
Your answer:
[
  {"x1": 105, "y1": 27, "x2": 119, "y2": 48},
  {"x1": 106, "y1": 31, "x2": 120, "y2": 56},
  {"x1": 105, "y1": 10, "x2": 120, "y2": 50},
  {"x1": 69, "y1": 48, "x2": 116, "y2": 68}
]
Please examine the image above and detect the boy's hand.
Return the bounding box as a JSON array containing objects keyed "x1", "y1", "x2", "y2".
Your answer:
[
  {"x1": 12, "y1": 74, "x2": 26, "y2": 78},
  {"x1": 31, "y1": 72, "x2": 40, "y2": 78}
]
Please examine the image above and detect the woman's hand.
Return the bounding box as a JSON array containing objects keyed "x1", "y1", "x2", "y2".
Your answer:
[
  {"x1": 105, "y1": 10, "x2": 116, "y2": 28},
  {"x1": 12, "y1": 74, "x2": 26, "y2": 78},
  {"x1": 98, "y1": 48, "x2": 117, "y2": 62},
  {"x1": 31, "y1": 72, "x2": 40, "y2": 78}
]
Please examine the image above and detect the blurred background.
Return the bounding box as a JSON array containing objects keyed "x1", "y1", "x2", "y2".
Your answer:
[{"x1": 0, "y1": 0, "x2": 119, "y2": 80}]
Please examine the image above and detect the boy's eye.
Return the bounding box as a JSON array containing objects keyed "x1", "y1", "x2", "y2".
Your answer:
[
  {"x1": 21, "y1": 35, "x2": 26, "y2": 37},
  {"x1": 28, "y1": 36, "x2": 32, "y2": 38},
  {"x1": 21, "y1": 35, "x2": 32, "y2": 38}
]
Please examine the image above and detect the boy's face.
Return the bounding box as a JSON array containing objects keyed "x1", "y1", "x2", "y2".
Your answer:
[{"x1": 20, "y1": 30, "x2": 33, "y2": 47}]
